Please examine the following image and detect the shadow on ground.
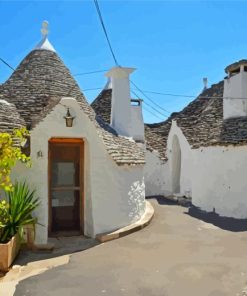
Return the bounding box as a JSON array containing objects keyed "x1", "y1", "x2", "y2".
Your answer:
[
  {"x1": 186, "y1": 206, "x2": 247, "y2": 232},
  {"x1": 146, "y1": 195, "x2": 191, "y2": 207},
  {"x1": 147, "y1": 195, "x2": 247, "y2": 233},
  {"x1": 15, "y1": 236, "x2": 100, "y2": 266}
]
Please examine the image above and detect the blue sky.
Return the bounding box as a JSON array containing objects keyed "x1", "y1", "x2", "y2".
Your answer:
[{"x1": 1, "y1": 1, "x2": 247, "y2": 123}]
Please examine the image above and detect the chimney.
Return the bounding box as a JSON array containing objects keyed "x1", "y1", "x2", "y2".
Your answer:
[
  {"x1": 105, "y1": 67, "x2": 135, "y2": 138},
  {"x1": 203, "y1": 77, "x2": 208, "y2": 90},
  {"x1": 223, "y1": 60, "x2": 247, "y2": 119},
  {"x1": 105, "y1": 67, "x2": 145, "y2": 141}
]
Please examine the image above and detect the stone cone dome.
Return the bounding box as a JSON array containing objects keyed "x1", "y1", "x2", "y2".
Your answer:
[
  {"x1": 0, "y1": 49, "x2": 87, "y2": 127},
  {"x1": 0, "y1": 99, "x2": 25, "y2": 133}
]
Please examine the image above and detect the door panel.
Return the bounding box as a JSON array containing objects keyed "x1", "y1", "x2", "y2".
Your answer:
[
  {"x1": 49, "y1": 139, "x2": 83, "y2": 235},
  {"x1": 51, "y1": 190, "x2": 80, "y2": 232}
]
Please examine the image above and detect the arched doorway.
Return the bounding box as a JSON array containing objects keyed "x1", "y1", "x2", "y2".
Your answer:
[{"x1": 171, "y1": 135, "x2": 181, "y2": 193}]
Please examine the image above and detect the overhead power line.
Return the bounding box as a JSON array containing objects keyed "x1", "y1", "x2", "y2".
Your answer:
[
  {"x1": 0, "y1": 57, "x2": 239, "y2": 101},
  {"x1": 143, "y1": 101, "x2": 169, "y2": 118},
  {"x1": 131, "y1": 89, "x2": 165, "y2": 120},
  {"x1": 92, "y1": 0, "x2": 172, "y2": 118},
  {"x1": 0, "y1": 57, "x2": 16, "y2": 72},
  {"x1": 130, "y1": 89, "x2": 168, "y2": 119},
  {"x1": 143, "y1": 90, "x2": 195, "y2": 98},
  {"x1": 142, "y1": 105, "x2": 164, "y2": 121},
  {"x1": 83, "y1": 87, "x2": 103, "y2": 91},
  {"x1": 93, "y1": 0, "x2": 119, "y2": 66},
  {"x1": 74, "y1": 69, "x2": 108, "y2": 76},
  {"x1": 130, "y1": 80, "x2": 171, "y2": 115}
]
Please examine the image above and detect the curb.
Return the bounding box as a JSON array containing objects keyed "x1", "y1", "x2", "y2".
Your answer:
[{"x1": 96, "y1": 200, "x2": 154, "y2": 243}]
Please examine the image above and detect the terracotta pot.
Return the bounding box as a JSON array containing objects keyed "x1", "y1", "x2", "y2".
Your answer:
[{"x1": 0, "y1": 234, "x2": 21, "y2": 272}]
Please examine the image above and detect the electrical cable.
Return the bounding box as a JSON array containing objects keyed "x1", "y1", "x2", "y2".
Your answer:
[
  {"x1": 142, "y1": 105, "x2": 164, "y2": 121},
  {"x1": 130, "y1": 89, "x2": 168, "y2": 119},
  {"x1": 0, "y1": 57, "x2": 16, "y2": 72},
  {"x1": 143, "y1": 90, "x2": 195, "y2": 98},
  {"x1": 74, "y1": 69, "x2": 108, "y2": 76},
  {"x1": 130, "y1": 80, "x2": 171, "y2": 115},
  {"x1": 93, "y1": 0, "x2": 119, "y2": 66},
  {"x1": 83, "y1": 87, "x2": 103, "y2": 91}
]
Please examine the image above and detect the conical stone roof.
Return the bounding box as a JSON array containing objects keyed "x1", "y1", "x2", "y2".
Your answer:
[
  {"x1": 0, "y1": 49, "x2": 87, "y2": 126},
  {"x1": 91, "y1": 88, "x2": 112, "y2": 124},
  {"x1": 0, "y1": 48, "x2": 145, "y2": 166},
  {"x1": 0, "y1": 100, "x2": 25, "y2": 133}
]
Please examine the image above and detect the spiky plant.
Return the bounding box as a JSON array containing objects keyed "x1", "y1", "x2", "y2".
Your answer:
[{"x1": 0, "y1": 181, "x2": 39, "y2": 243}]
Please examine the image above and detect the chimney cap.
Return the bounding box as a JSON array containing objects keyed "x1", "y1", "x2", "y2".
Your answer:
[
  {"x1": 105, "y1": 67, "x2": 136, "y2": 79},
  {"x1": 225, "y1": 59, "x2": 247, "y2": 74}
]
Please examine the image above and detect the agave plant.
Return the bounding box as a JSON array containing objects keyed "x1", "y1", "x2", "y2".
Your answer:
[{"x1": 0, "y1": 181, "x2": 40, "y2": 243}]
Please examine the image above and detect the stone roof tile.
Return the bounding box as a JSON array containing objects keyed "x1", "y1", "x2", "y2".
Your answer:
[{"x1": 0, "y1": 100, "x2": 25, "y2": 133}]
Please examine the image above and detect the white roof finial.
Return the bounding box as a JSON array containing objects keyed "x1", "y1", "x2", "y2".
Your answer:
[
  {"x1": 41, "y1": 20, "x2": 49, "y2": 38},
  {"x1": 34, "y1": 20, "x2": 56, "y2": 52}
]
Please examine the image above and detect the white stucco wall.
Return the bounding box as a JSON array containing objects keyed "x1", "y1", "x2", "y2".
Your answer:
[
  {"x1": 192, "y1": 145, "x2": 247, "y2": 219},
  {"x1": 130, "y1": 105, "x2": 145, "y2": 142},
  {"x1": 12, "y1": 97, "x2": 146, "y2": 244},
  {"x1": 224, "y1": 71, "x2": 247, "y2": 119},
  {"x1": 144, "y1": 150, "x2": 169, "y2": 196},
  {"x1": 144, "y1": 121, "x2": 193, "y2": 197},
  {"x1": 166, "y1": 121, "x2": 193, "y2": 197}
]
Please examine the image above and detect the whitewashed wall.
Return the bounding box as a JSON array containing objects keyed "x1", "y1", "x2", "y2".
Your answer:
[
  {"x1": 144, "y1": 150, "x2": 169, "y2": 196},
  {"x1": 166, "y1": 121, "x2": 193, "y2": 197},
  {"x1": 223, "y1": 71, "x2": 247, "y2": 119},
  {"x1": 144, "y1": 121, "x2": 193, "y2": 197},
  {"x1": 130, "y1": 105, "x2": 145, "y2": 142},
  {"x1": 192, "y1": 145, "x2": 247, "y2": 219},
  {"x1": 12, "y1": 97, "x2": 145, "y2": 244}
]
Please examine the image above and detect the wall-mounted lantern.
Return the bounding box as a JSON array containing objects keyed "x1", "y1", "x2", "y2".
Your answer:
[{"x1": 64, "y1": 108, "x2": 75, "y2": 127}]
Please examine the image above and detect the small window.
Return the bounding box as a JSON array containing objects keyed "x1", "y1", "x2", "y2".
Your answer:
[{"x1": 244, "y1": 66, "x2": 247, "y2": 72}]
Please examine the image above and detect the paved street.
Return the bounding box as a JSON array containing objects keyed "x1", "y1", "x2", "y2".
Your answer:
[{"x1": 14, "y1": 198, "x2": 247, "y2": 296}]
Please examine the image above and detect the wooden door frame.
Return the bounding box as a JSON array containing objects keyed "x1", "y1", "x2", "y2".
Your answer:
[{"x1": 48, "y1": 138, "x2": 84, "y2": 236}]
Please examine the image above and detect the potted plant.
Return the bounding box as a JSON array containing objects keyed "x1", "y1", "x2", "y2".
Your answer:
[
  {"x1": 0, "y1": 128, "x2": 34, "y2": 272},
  {"x1": 0, "y1": 181, "x2": 39, "y2": 271}
]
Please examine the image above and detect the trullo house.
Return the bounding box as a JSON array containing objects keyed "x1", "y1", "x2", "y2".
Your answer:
[
  {"x1": 1, "y1": 21, "x2": 247, "y2": 245},
  {"x1": 0, "y1": 22, "x2": 146, "y2": 244},
  {"x1": 93, "y1": 61, "x2": 247, "y2": 220}
]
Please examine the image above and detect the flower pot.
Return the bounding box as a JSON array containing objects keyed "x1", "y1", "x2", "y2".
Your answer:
[{"x1": 0, "y1": 234, "x2": 21, "y2": 272}]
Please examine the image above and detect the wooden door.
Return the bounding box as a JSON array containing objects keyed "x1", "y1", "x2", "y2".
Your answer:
[{"x1": 48, "y1": 138, "x2": 84, "y2": 236}]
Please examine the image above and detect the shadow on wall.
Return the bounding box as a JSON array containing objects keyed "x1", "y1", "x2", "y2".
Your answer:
[{"x1": 186, "y1": 206, "x2": 247, "y2": 232}]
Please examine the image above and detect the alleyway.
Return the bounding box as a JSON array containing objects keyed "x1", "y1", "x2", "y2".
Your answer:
[{"x1": 14, "y1": 198, "x2": 247, "y2": 296}]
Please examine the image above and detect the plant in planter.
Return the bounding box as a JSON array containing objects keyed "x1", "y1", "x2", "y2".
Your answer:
[
  {"x1": 1, "y1": 181, "x2": 39, "y2": 242},
  {"x1": 0, "y1": 182, "x2": 39, "y2": 271},
  {"x1": 0, "y1": 128, "x2": 36, "y2": 271}
]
